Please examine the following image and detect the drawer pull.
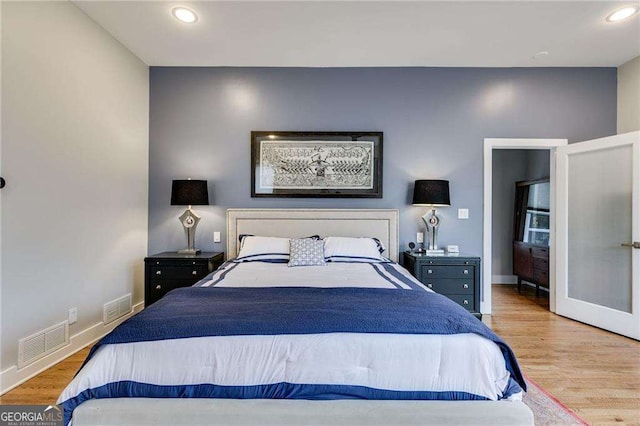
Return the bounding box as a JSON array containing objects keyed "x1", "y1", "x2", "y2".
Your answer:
[
  {"x1": 156, "y1": 270, "x2": 162, "y2": 275},
  {"x1": 192, "y1": 270, "x2": 197, "y2": 275},
  {"x1": 427, "y1": 283, "x2": 433, "y2": 289},
  {"x1": 427, "y1": 269, "x2": 433, "y2": 274},
  {"x1": 463, "y1": 284, "x2": 469, "y2": 289},
  {"x1": 155, "y1": 285, "x2": 162, "y2": 290},
  {"x1": 463, "y1": 300, "x2": 469, "y2": 305},
  {"x1": 463, "y1": 269, "x2": 469, "y2": 275}
]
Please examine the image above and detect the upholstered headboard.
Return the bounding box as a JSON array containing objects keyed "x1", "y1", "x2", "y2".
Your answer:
[{"x1": 227, "y1": 209, "x2": 399, "y2": 262}]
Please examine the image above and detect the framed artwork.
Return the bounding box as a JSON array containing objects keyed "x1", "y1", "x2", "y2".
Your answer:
[{"x1": 251, "y1": 131, "x2": 383, "y2": 198}]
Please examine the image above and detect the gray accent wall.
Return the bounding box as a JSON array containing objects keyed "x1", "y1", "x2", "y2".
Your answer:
[{"x1": 149, "y1": 67, "x2": 616, "y2": 258}]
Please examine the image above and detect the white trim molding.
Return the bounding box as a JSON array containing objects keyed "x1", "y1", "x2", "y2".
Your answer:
[
  {"x1": 492, "y1": 275, "x2": 518, "y2": 285},
  {"x1": 482, "y1": 138, "x2": 567, "y2": 315},
  {"x1": 0, "y1": 302, "x2": 144, "y2": 395}
]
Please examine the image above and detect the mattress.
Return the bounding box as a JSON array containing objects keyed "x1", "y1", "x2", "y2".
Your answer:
[{"x1": 58, "y1": 260, "x2": 525, "y2": 425}]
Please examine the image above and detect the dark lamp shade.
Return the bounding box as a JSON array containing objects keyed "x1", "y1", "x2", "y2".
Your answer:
[
  {"x1": 171, "y1": 180, "x2": 209, "y2": 206},
  {"x1": 412, "y1": 180, "x2": 450, "y2": 206}
]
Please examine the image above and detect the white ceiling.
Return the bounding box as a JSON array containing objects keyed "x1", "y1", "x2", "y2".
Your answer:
[{"x1": 73, "y1": 1, "x2": 640, "y2": 67}]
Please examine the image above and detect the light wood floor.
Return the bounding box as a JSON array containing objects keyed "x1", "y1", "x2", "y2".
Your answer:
[
  {"x1": 486, "y1": 285, "x2": 640, "y2": 425},
  {"x1": 2, "y1": 285, "x2": 639, "y2": 425}
]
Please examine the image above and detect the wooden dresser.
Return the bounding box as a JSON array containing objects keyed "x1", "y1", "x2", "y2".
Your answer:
[{"x1": 513, "y1": 241, "x2": 549, "y2": 295}]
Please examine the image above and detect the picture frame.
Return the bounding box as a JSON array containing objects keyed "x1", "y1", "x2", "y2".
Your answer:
[
  {"x1": 251, "y1": 131, "x2": 383, "y2": 198},
  {"x1": 524, "y1": 209, "x2": 550, "y2": 246}
]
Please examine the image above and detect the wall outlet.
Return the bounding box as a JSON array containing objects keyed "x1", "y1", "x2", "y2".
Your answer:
[
  {"x1": 458, "y1": 208, "x2": 469, "y2": 219},
  {"x1": 68, "y1": 307, "x2": 77, "y2": 325},
  {"x1": 213, "y1": 231, "x2": 221, "y2": 243},
  {"x1": 416, "y1": 232, "x2": 424, "y2": 244}
]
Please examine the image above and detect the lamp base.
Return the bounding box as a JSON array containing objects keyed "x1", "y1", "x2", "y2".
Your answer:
[
  {"x1": 178, "y1": 208, "x2": 201, "y2": 255},
  {"x1": 178, "y1": 248, "x2": 201, "y2": 255},
  {"x1": 421, "y1": 208, "x2": 442, "y2": 251}
]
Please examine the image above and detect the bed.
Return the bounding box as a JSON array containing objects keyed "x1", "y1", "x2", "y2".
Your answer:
[{"x1": 59, "y1": 209, "x2": 533, "y2": 425}]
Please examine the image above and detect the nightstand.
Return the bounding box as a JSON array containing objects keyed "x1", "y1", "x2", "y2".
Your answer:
[
  {"x1": 403, "y1": 252, "x2": 481, "y2": 319},
  {"x1": 144, "y1": 252, "x2": 224, "y2": 307}
]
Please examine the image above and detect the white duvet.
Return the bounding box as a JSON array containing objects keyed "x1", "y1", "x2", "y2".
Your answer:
[
  {"x1": 59, "y1": 261, "x2": 521, "y2": 413},
  {"x1": 198, "y1": 261, "x2": 429, "y2": 290}
]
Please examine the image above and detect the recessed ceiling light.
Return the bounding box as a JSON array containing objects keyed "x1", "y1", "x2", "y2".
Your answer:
[
  {"x1": 606, "y1": 6, "x2": 639, "y2": 22},
  {"x1": 172, "y1": 7, "x2": 198, "y2": 24}
]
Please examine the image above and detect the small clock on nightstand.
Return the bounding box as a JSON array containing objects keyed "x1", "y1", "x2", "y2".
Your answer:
[{"x1": 144, "y1": 252, "x2": 224, "y2": 307}]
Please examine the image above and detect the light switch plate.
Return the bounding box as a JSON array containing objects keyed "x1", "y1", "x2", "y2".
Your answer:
[
  {"x1": 416, "y1": 232, "x2": 424, "y2": 244},
  {"x1": 458, "y1": 208, "x2": 469, "y2": 219},
  {"x1": 68, "y1": 307, "x2": 77, "y2": 325},
  {"x1": 213, "y1": 231, "x2": 221, "y2": 243}
]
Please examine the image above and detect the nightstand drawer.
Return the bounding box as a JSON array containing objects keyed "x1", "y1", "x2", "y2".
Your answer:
[
  {"x1": 403, "y1": 252, "x2": 481, "y2": 319},
  {"x1": 145, "y1": 252, "x2": 224, "y2": 307},
  {"x1": 420, "y1": 265, "x2": 474, "y2": 279},
  {"x1": 150, "y1": 265, "x2": 207, "y2": 279},
  {"x1": 149, "y1": 280, "x2": 186, "y2": 300},
  {"x1": 446, "y1": 294, "x2": 475, "y2": 310},
  {"x1": 423, "y1": 278, "x2": 473, "y2": 295}
]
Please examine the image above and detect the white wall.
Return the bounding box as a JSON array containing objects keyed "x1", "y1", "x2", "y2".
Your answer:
[
  {"x1": 618, "y1": 55, "x2": 640, "y2": 133},
  {"x1": 1, "y1": 0, "x2": 148, "y2": 386}
]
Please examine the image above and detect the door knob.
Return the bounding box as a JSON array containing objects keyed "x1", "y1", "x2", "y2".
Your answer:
[
  {"x1": 0, "y1": 177, "x2": 5, "y2": 189},
  {"x1": 621, "y1": 242, "x2": 640, "y2": 249}
]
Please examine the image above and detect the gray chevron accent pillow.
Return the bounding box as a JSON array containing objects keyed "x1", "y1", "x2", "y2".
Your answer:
[{"x1": 288, "y1": 238, "x2": 326, "y2": 267}]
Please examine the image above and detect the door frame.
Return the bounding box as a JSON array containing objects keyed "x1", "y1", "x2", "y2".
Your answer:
[{"x1": 482, "y1": 138, "x2": 568, "y2": 314}]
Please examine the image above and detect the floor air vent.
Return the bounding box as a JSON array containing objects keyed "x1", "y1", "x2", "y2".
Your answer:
[
  {"x1": 18, "y1": 321, "x2": 69, "y2": 368},
  {"x1": 103, "y1": 293, "x2": 132, "y2": 325}
]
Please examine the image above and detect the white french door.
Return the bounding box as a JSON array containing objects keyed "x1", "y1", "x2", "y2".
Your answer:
[{"x1": 556, "y1": 131, "x2": 640, "y2": 339}]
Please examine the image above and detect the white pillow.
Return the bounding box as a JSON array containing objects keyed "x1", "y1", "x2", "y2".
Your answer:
[
  {"x1": 235, "y1": 236, "x2": 290, "y2": 263},
  {"x1": 323, "y1": 237, "x2": 387, "y2": 263}
]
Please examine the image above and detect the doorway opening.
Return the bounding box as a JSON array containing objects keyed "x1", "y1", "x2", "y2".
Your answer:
[{"x1": 482, "y1": 138, "x2": 568, "y2": 315}]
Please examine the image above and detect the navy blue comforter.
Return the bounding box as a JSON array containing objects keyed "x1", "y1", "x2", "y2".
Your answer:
[{"x1": 88, "y1": 286, "x2": 525, "y2": 390}]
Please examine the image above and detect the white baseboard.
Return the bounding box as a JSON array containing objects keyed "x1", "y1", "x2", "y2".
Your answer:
[
  {"x1": 492, "y1": 275, "x2": 518, "y2": 284},
  {"x1": 0, "y1": 301, "x2": 144, "y2": 395}
]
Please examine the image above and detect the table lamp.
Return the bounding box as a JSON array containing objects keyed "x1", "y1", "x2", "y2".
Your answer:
[
  {"x1": 412, "y1": 180, "x2": 450, "y2": 255},
  {"x1": 171, "y1": 179, "x2": 209, "y2": 255}
]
